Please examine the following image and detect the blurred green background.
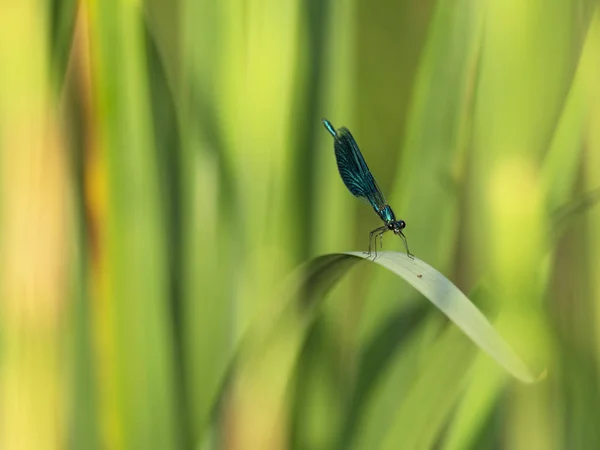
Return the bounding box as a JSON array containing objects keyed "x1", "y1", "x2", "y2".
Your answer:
[{"x1": 1, "y1": 0, "x2": 600, "y2": 449}]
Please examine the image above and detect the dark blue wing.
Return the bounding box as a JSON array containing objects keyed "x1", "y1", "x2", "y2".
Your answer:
[{"x1": 333, "y1": 127, "x2": 387, "y2": 211}]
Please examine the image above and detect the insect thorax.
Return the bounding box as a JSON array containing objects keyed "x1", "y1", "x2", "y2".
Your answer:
[{"x1": 378, "y1": 205, "x2": 396, "y2": 223}]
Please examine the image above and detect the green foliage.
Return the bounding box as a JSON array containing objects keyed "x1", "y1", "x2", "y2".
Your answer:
[{"x1": 1, "y1": 0, "x2": 599, "y2": 449}]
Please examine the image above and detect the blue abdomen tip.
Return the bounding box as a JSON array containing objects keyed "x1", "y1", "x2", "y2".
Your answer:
[{"x1": 322, "y1": 118, "x2": 337, "y2": 137}]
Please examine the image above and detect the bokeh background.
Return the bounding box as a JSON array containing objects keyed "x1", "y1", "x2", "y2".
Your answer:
[{"x1": 1, "y1": 0, "x2": 600, "y2": 449}]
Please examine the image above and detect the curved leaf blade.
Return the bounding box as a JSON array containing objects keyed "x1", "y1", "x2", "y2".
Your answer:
[
  {"x1": 346, "y1": 251, "x2": 539, "y2": 383},
  {"x1": 226, "y1": 251, "x2": 539, "y2": 447}
]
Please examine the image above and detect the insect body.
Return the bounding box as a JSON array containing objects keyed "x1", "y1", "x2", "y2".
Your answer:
[{"x1": 322, "y1": 118, "x2": 413, "y2": 259}]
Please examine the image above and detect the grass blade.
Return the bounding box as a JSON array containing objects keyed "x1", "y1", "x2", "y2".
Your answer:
[
  {"x1": 228, "y1": 250, "x2": 538, "y2": 448},
  {"x1": 346, "y1": 251, "x2": 539, "y2": 383}
]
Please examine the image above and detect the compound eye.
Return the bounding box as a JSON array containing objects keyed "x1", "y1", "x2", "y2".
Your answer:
[{"x1": 399, "y1": 220, "x2": 406, "y2": 229}]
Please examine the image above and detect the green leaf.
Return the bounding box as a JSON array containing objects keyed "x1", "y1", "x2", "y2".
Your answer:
[
  {"x1": 339, "y1": 302, "x2": 431, "y2": 450},
  {"x1": 226, "y1": 251, "x2": 538, "y2": 447},
  {"x1": 378, "y1": 325, "x2": 476, "y2": 450},
  {"x1": 345, "y1": 251, "x2": 538, "y2": 383}
]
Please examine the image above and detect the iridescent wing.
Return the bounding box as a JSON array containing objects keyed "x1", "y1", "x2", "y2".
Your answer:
[{"x1": 333, "y1": 127, "x2": 387, "y2": 212}]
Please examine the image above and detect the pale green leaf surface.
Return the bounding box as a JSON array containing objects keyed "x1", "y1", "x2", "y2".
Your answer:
[{"x1": 346, "y1": 251, "x2": 538, "y2": 383}]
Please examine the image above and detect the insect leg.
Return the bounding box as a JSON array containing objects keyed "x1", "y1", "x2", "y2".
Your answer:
[
  {"x1": 400, "y1": 232, "x2": 414, "y2": 259},
  {"x1": 367, "y1": 230, "x2": 375, "y2": 257},
  {"x1": 373, "y1": 228, "x2": 389, "y2": 261},
  {"x1": 366, "y1": 226, "x2": 387, "y2": 258},
  {"x1": 371, "y1": 232, "x2": 382, "y2": 260}
]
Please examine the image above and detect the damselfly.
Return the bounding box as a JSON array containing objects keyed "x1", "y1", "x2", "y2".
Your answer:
[{"x1": 322, "y1": 118, "x2": 413, "y2": 259}]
